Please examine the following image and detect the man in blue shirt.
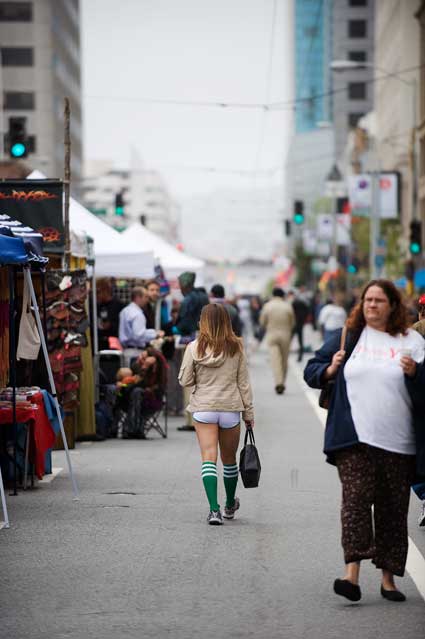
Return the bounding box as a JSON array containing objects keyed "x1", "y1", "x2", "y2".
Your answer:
[{"x1": 119, "y1": 287, "x2": 164, "y2": 353}]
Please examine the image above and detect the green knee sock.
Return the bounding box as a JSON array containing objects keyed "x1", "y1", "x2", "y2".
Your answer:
[
  {"x1": 202, "y1": 462, "x2": 219, "y2": 511},
  {"x1": 223, "y1": 463, "x2": 239, "y2": 508}
]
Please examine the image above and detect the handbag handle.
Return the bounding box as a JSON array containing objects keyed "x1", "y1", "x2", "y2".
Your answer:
[{"x1": 244, "y1": 426, "x2": 256, "y2": 446}]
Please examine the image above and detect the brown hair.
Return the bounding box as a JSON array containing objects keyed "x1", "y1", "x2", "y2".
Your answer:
[
  {"x1": 346, "y1": 279, "x2": 409, "y2": 337},
  {"x1": 131, "y1": 286, "x2": 146, "y2": 301},
  {"x1": 197, "y1": 303, "x2": 243, "y2": 358},
  {"x1": 145, "y1": 279, "x2": 160, "y2": 289}
]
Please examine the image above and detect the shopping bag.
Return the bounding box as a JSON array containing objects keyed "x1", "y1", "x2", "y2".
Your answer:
[
  {"x1": 17, "y1": 277, "x2": 41, "y2": 361},
  {"x1": 239, "y1": 427, "x2": 261, "y2": 488}
]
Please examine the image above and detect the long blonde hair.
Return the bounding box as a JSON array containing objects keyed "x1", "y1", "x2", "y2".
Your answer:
[{"x1": 196, "y1": 303, "x2": 243, "y2": 358}]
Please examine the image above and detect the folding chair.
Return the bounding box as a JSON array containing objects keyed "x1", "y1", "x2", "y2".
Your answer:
[{"x1": 143, "y1": 393, "x2": 168, "y2": 439}]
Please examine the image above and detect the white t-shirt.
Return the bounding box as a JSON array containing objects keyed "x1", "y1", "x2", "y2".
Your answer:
[
  {"x1": 318, "y1": 304, "x2": 347, "y2": 331},
  {"x1": 344, "y1": 326, "x2": 425, "y2": 455}
]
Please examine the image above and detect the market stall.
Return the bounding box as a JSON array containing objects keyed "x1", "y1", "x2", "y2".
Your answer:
[{"x1": 0, "y1": 215, "x2": 78, "y2": 528}]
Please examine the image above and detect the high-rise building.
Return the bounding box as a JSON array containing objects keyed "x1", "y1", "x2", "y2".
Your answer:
[
  {"x1": 0, "y1": 1, "x2": 82, "y2": 186},
  {"x1": 285, "y1": 0, "x2": 333, "y2": 237},
  {"x1": 294, "y1": 0, "x2": 332, "y2": 133},
  {"x1": 332, "y1": 0, "x2": 375, "y2": 159}
]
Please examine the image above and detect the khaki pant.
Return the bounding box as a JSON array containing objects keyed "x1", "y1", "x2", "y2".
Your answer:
[{"x1": 266, "y1": 333, "x2": 291, "y2": 387}]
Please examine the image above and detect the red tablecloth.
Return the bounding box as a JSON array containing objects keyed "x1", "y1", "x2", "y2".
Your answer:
[{"x1": 0, "y1": 392, "x2": 56, "y2": 479}]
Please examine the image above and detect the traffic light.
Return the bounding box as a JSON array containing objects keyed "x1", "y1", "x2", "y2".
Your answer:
[
  {"x1": 293, "y1": 200, "x2": 304, "y2": 225},
  {"x1": 347, "y1": 256, "x2": 359, "y2": 274},
  {"x1": 409, "y1": 220, "x2": 422, "y2": 255},
  {"x1": 8, "y1": 117, "x2": 28, "y2": 158},
  {"x1": 115, "y1": 191, "x2": 125, "y2": 216},
  {"x1": 284, "y1": 219, "x2": 291, "y2": 236}
]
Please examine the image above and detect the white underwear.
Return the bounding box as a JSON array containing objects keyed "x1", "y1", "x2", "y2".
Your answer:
[{"x1": 193, "y1": 411, "x2": 240, "y2": 429}]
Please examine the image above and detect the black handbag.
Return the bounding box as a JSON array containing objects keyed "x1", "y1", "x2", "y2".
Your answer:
[
  {"x1": 318, "y1": 324, "x2": 347, "y2": 410},
  {"x1": 239, "y1": 427, "x2": 261, "y2": 488}
]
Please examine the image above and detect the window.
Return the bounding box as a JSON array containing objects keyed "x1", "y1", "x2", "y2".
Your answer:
[
  {"x1": 1, "y1": 47, "x2": 33, "y2": 66},
  {"x1": 348, "y1": 113, "x2": 365, "y2": 128},
  {"x1": 349, "y1": 19, "x2": 367, "y2": 38},
  {"x1": 0, "y1": 2, "x2": 32, "y2": 21},
  {"x1": 349, "y1": 82, "x2": 367, "y2": 100},
  {"x1": 349, "y1": 50, "x2": 367, "y2": 62},
  {"x1": 4, "y1": 91, "x2": 35, "y2": 110},
  {"x1": 349, "y1": 0, "x2": 367, "y2": 6}
]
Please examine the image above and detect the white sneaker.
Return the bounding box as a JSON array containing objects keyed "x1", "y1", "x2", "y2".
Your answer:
[
  {"x1": 223, "y1": 497, "x2": 240, "y2": 520},
  {"x1": 207, "y1": 510, "x2": 223, "y2": 525}
]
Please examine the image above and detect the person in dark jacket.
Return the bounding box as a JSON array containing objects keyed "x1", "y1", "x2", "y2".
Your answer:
[
  {"x1": 174, "y1": 272, "x2": 209, "y2": 338},
  {"x1": 304, "y1": 279, "x2": 425, "y2": 604},
  {"x1": 209, "y1": 284, "x2": 242, "y2": 337}
]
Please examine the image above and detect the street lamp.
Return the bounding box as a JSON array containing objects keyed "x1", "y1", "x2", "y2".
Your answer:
[{"x1": 330, "y1": 59, "x2": 418, "y2": 279}]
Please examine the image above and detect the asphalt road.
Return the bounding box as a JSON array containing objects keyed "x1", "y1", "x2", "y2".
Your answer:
[{"x1": 1, "y1": 345, "x2": 425, "y2": 639}]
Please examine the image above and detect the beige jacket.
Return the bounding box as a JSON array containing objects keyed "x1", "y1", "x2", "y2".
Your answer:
[
  {"x1": 260, "y1": 297, "x2": 295, "y2": 337},
  {"x1": 178, "y1": 340, "x2": 254, "y2": 421}
]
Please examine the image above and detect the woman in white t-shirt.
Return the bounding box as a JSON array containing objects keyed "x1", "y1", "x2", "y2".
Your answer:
[
  {"x1": 304, "y1": 279, "x2": 425, "y2": 604},
  {"x1": 318, "y1": 299, "x2": 347, "y2": 342}
]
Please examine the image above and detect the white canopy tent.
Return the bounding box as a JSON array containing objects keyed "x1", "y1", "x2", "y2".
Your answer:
[
  {"x1": 27, "y1": 171, "x2": 155, "y2": 278},
  {"x1": 122, "y1": 223, "x2": 205, "y2": 284}
]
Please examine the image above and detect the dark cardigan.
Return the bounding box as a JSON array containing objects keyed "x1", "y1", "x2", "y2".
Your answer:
[{"x1": 303, "y1": 328, "x2": 425, "y2": 479}]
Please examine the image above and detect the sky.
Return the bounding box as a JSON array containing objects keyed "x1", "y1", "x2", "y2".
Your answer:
[
  {"x1": 81, "y1": 0, "x2": 293, "y2": 194},
  {"x1": 81, "y1": 0, "x2": 293, "y2": 258}
]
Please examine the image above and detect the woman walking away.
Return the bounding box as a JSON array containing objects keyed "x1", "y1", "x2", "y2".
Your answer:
[
  {"x1": 304, "y1": 280, "x2": 425, "y2": 603},
  {"x1": 179, "y1": 304, "x2": 254, "y2": 525}
]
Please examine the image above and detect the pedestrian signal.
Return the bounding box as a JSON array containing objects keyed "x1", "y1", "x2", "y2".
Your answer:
[
  {"x1": 409, "y1": 221, "x2": 422, "y2": 255},
  {"x1": 293, "y1": 200, "x2": 304, "y2": 225}
]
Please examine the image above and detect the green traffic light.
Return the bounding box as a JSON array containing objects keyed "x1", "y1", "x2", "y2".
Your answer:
[
  {"x1": 11, "y1": 142, "x2": 26, "y2": 158},
  {"x1": 115, "y1": 206, "x2": 124, "y2": 216},
  {"x1": 347, "y1": 264, "x2": 357, "y2": 274},
  {"x1": 410, "y1": 242, "x2": 421, "y2": 255},
  {"x1": 294, "y1": 213, "x2": 304, "y2": 225}
]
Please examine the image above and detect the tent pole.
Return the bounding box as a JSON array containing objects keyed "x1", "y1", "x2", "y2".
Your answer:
[
  {"x1": 91, "y1": 262, "x2": 99, "y2": 403},
  {"x1": 8, "y1": 267, "x2": 17, "y2": 496},
  {"x1": 23, "y1": 267, "x2": 79, "y2": 500},
  {"x1": 0, "y1": 465, "x2": 10, "y2": 528}
]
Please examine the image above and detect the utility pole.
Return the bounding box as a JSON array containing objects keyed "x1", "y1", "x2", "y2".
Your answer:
[{"x1": 63, "y1": 97, "x2": 71, "y2": 271}]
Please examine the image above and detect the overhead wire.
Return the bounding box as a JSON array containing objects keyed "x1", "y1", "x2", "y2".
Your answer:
[
  {"x1": 252, "y1": 0, "x2": 278, "y2": 174},
  {"x1": 83, "y1": 63, "x2": 425, "y2": 113}
]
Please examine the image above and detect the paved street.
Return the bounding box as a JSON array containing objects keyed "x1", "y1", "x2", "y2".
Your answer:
[{"x1": 1, "y1": 346, "x2": 425, "y2": 639}]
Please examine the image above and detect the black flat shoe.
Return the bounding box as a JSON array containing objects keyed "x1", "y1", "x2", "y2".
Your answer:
[
  {"x1": 380, "y1": 586, "x2": 406, "y2": 602},
  {"x1": 333, "y1": 578, "x2": 361, "y2": 602},
  {"x1": 275, "y1": 384, "x2": 285, "y2": 395}
]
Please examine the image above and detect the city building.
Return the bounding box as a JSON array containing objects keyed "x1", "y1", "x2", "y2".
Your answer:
[
  {"x1": 0, "y1": 0, "x2": 83, "y2": 187},
  {"x1": 373, "y1": 0, "x2": 419, "y2": 231},
  {"x1": 332, "y1": 0, "x2": 375, "y2": 160},
  {"x1": 285, "y1": 0, "x2": 333, "y2": 245},
  {"x1": 81, "y1": 160, "x2": 181, "y2": 244},
  {"x1": 294, "y1": 0, "x2": 332, "y2": 134}
]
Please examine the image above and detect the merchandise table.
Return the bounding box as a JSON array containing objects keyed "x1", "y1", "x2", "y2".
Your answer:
[{"x1": 0, "y1": 392, "x2": 56, "y2": 480}]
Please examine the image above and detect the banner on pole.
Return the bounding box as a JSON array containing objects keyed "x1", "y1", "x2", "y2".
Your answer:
[{"x1": 347, "y1": 172, "x2": 400, "y2": 219}]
